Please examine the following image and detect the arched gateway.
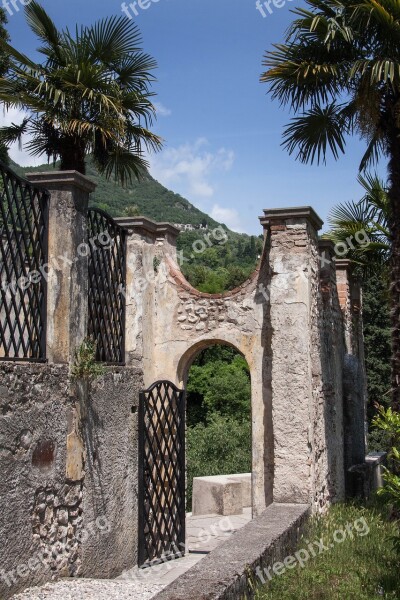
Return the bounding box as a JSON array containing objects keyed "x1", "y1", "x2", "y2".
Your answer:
[{"x1": 117, "y1": 206, "x2": 366, "y2": 517}]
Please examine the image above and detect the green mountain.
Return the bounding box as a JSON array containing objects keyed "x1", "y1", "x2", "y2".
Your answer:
[
  {"x1": 13, "y1": 159, "x2": 221, "y2": 229},
  {"x1": 11, "y1": 158, "x2": 263, "y2": 292}
]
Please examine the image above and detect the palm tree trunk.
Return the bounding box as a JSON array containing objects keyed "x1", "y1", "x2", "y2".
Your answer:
[
  {"x1": 60, "y1": 137, "x2": 86, "y2": 174},
  {"x1": 388, "y1": 133, "x2": 400, "y2": 410}
]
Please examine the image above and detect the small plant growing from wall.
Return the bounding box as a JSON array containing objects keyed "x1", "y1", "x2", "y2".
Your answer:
[
  {"x1": 153, "y1": 256, "x2": 161, "y2": 274},
  {"x1": 72, "y1": 338, "x2": 105, "y2": 382}
]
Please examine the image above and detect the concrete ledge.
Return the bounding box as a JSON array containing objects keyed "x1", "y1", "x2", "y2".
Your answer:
[
  {"x1": 365, "y1": 452, "x2": 387, "y2": 491},
  {"x1": 153, "y1": 503, "x2": 310, "y2": 600},
  {"x1": 115, "y1": 216, "x2": 180, "y2": 239},
  {"x1": 192, "y1": 474, "x2": 251, "y2": 516},
  {"x1": 26, "y1": 170, "x2": 96, "y2": 194},
  {"x1": 259, "y1": 206, "x2": 323, "y2": 231}
]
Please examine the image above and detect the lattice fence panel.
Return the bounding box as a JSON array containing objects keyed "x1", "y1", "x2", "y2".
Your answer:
[
  {"x1": 0, "y1": 161, "x2": 49, "y2": 361},
  {"x1": 87, "y1": 208, "x2": 127, "y2": 364}
]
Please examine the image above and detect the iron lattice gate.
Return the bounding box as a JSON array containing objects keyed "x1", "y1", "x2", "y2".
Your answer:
[
  {"x1": 0, "y1": 161, "x2": 49, "y2": 361},
  {"x1": 87, "y1": 208, "x2": 127, "y2": 364},
  {"x1": 138, "y1": 380, "x2": 186, "y2": 567}
]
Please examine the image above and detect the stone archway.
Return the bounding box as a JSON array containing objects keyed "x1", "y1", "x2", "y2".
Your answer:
[
  {"x1": 135, "y1": 244, "x2": 274, "y2": 515},
  {"x1": 179, "y1": 340, "x2": 254, "y2": 514},
  {"x1": 120, "y1": 207, "x2": 365, "y2": 515},
  {"x1": 177, "y1": 338, "x2": 250, "y2": 386}
]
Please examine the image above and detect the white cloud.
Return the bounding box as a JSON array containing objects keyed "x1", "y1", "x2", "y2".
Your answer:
[
  {"x1": 0, "y1": 107, "x2": 43, "y2": 167},
  {"x1": 153, "y1": 101, "x2": 172, "y2": 117},
  {"x1": 211, "y1": 204, "x2": 243, "y2": 232},
  {"x1": 149, "y1": 138, "x2": 234, "y2": 200}
]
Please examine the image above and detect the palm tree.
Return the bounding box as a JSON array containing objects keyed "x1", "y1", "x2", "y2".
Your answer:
[
  {"x1": 327, "y1": 172, "x2": 390, "y2": 275},
  {"x1": 0, "y1": 2, "x2": 162, "y2": 183},
  {"x1": 261, "y1": 0, "x2": 400, "y2": 408}
]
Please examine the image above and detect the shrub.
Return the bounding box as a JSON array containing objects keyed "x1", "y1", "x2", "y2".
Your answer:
[{"x1": 373, "y1": 407, "x2": 400, "y2": 512}]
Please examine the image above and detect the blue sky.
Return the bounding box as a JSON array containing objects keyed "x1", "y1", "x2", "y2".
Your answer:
[{"x1": 3, "y1": 0, "x2": 374, "y2": 233}]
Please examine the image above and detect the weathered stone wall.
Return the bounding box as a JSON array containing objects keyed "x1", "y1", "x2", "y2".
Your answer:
[
  {"x1": 0, "y1": 362, "x2": 144, "y2": 599},
  {"x1": 81, "y1": 367, "x2": 144, "y2": 578},
  {"x1": 336, "y1": 261, "x2": 368, "y2": 492},
  {"x1": 0, "y1": 173, "x2": 145, "y2": 598},
  {"x1": 0, "y1": 363, "x2": 74, "y2": 598},
  {"x1": 121, "y1": 207, "x2": 360, "y2": 514},
  {"x1": 257, "y1": 210, "x2": 348, "y2": 510},
  {"x1": 262, "y1": 211, "x2": 322, "y2": 507},
  {"x1": 316, "y1": 241, "x2": 346, "y2": 507}
]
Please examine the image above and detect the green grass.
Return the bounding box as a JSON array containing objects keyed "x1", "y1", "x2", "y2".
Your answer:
[{"x1": 255, "y1": 503, "x2": 400, "y2": 600}]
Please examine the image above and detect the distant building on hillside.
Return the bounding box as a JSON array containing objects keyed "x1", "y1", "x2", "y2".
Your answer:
[{"x1": 173, "y1": 223, "x2": 209, "y2": 232}]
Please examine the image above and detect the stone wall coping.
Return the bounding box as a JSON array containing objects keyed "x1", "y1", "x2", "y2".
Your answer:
[
  {"x1": 335, "y1": 258, "x2": 353, "y2": 269},
  {"x1": 259, "y1": 206, "x2": 323, "y2": 231},
  {"x1": 318, "y1": 238, "x2": 335, "y2": 253},
  {"x1": 115, "y1": 216, "x2": 180, "y2": 239},
  {"x1": 26, "y1": 170, "x2": 96, "y2": 193},
  {"x1": 153, "y1": 503, "x2": 310, "y2": 600},
  {"x1": 365, "y1": 452, "x2": 387, "y2": 465}
]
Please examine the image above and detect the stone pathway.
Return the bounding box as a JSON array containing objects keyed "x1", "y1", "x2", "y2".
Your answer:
[
  {"x1": 13, "y1": 509, "x2": 252, "y2": 599},
  {"x1": 12, "y1": 580, "x2": 165, "y2": 600}
]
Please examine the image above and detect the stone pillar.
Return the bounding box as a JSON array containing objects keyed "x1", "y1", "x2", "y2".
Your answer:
[
  {"x1": 335, "y1": 260, "x2": 367, "y2": 492},
  {"x1": 335, "y1": 259, "x2": 363, "y2": 355},
  {"x1": 26, "y1": 171, "x2": 95, "y2": 364},
  {"x1": 115, "y1": 216, "x2": 180, "y2": 377},
  {"x1": 260, "y1": 207, "x2": 323, "y2": 506},
  {"x1": 318, "y1": 240, "x2": 346, "y2": 503}
]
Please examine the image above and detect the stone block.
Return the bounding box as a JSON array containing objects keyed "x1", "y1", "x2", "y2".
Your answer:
[
  {"x1": 226, "y1": 473, "x2": 252, "y2": 507},
  {"x1": 192, "y1": 474, "x2": 247, "y2": 516}
]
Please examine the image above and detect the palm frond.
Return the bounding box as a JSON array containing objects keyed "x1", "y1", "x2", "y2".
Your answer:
[
  {"x1": 24, "y1": 1, "x2": 61, "y2": 50},
  {"x1": 87, "y1": 16, "x2": 143, "y2": 63},
  {"x1": 0, "y1": 118, "x2": 30, "y2": 149},
  {"x1": 282, "y1": 103, "x2": 349, "y2": 163},
  {"x1": 261, "y1": 0, "x2": 400, "y2": 178},
  {"x1": 94, "y1": 146, "x2": 148, "y2": 186},
  {"x1": 0, "y1": 6, "x2": 161, "y2": 183},
  {"x1": 327, "y1": 172, "x2": 390, "y2": 276}
]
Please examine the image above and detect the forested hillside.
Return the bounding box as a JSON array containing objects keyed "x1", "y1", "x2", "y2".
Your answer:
[
  {"x1": 15, "y1": 159, "x2": 263, "y2": 293},
  {"x1": 14, "y1": 159, "x2": 220, "y2": 226}
]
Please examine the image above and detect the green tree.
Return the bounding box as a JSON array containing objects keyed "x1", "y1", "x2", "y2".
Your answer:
[
  {"x1": 327, "y1": 173, "x2": 390, "y2": 274},
  {"x1": 261, "y1": 0, "x2": 400, "y2": 408},
  {"x1": 187, "y1": 346, "x2": 251, "y2": 425},
  {"x1": 226, "y1": 265, "x2": 251, "y2": 289},
  {"x1": 364, "y1": 274, "x2": 392, "y2": 451},
  {"x1": 250, "y1": 235, "x2": 257, "y2": 260},
  {"x1": 187, "y1": 355, "x2": 250, "y2": 420},
  {"x1": 123, "y1": 205, "x2": 140, "y2": 217},
  {"x1": 186, "y1": 345, "x2": 252, "y2": 509},
  {"x1": 373, "y1": 406, "x2": 400, "y2": 535},
  {"x1": 0, "y1": 2, "x2": 161, "y2": 183}
]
